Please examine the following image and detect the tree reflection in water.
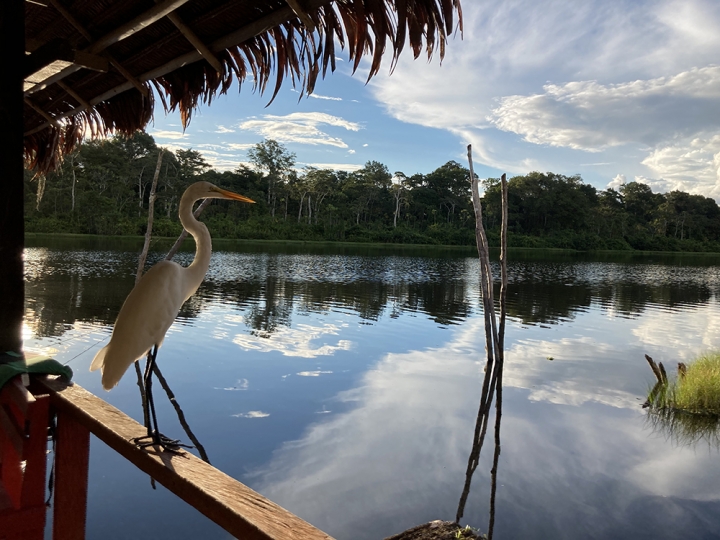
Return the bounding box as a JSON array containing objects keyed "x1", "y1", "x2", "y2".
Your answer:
[{"x1": 25, "y1": 248, "x2": 720, "y2": 344}]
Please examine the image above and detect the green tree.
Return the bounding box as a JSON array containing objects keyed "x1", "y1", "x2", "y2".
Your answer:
[{"x1": 247, "y1": 139, "x2": 296, "y2": 218}]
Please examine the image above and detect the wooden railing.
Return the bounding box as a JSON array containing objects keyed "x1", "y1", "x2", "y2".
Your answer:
[{"x1": 1, "y1": 375, "x2": 333, "y2": 540}]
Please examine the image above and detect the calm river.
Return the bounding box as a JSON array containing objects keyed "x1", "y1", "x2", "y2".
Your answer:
[{"x1": 23, "y1": 236, "x2": 720, "y2": 539}]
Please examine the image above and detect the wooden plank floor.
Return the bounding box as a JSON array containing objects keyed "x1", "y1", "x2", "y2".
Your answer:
[{"x1": 34, "y1": 376, "x2": 334, "y2": 540}]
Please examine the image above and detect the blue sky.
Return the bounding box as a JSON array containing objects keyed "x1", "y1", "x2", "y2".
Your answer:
[{"x1": 150, "y1": 0, "x2": 720, "y2": 198}]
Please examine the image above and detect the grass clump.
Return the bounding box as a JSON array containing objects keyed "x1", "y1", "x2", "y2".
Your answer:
[
  {"x1": 672, "y1": 352, "x2": 720, "y2": 414},
  {"x1": 645, "y1": 352, "x2": 720, "y2": 448}
]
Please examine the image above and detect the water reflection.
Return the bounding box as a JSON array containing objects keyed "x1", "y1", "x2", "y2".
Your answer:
[
  {"x1": 24, "y1": 248, "x2": 720, "y2": 342},
  {"x1": 21, "y1": 241, "x2": 720, "y2": 540},
  {"x1": 646, "y1": 408, "x2": 720, "y2": 450}
]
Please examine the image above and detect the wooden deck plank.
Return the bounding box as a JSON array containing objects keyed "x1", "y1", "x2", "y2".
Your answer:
[{"x1": 34, "y1": 376, "x2": 333, "y2": 540}]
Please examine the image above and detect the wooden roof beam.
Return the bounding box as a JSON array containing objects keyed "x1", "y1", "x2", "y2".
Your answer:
[
  {"x1": 25, "y1": 0, "x2": 190, "y2": 95},
  {"x1": 57, "y1": 80, "x2": 91, "y2": 109},
  {"x1": 103, "y1": 54, "x2": 149, "y2": 97},
  {"x1": 161, "y1": 9, "x2": 224, "y2": 73},
  {"x1": 25, "y1": 0, "x2": 335, "y2": 136},
  {"x1": 24, "y1": 97, "x2": 60, "y2": 128},
  {"x1": 87, "y1": 0, "x2": 192, "y2": 54},
  {"x1": 46, "y1": 0, "x2": 90, "y2": 40},
  {"x1": 24, "y1": 38, "x2": 108, "y2": 78},
  {"x1": 36, "y1": 0, "x2": 151, "y2": 97}
]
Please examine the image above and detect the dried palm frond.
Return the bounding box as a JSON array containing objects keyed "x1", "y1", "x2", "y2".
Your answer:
[{"x1": 24, "y1": 0, "x2": 462, "y2": 173}]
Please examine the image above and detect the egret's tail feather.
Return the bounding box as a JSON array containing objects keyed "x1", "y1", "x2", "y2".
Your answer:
[
  {"x1": 100, "y1": 353, "x2": 139, "y2": 391},
  {"x1": 90, "y1": 344, "x2": 143, "y2": 390},
  {"x1": 90, "y1": 346, "x2": 107, "y2": 372}
]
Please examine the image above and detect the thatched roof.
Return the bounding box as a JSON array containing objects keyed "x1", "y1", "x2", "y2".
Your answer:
[{"x1": 23, "y1": 0, "x2": 462, "y2": 172}]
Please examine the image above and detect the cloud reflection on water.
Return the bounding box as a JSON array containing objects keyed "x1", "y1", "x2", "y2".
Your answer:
[
  {"x1": 231, "y1": 323, "x2": 353, "y2": 358},
  {"x1": 249, "y1": 303, "x2": 720, "y2": 539}
]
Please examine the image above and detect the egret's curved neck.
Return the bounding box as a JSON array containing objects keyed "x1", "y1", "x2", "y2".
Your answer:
[{"x1": 178, "y1": 194, "x2": 212, "y2": 295}]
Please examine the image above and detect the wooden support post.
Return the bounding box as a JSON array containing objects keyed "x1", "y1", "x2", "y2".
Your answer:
[
  {"x1": 0, "y1": 0, "x2": 25, "y2": 354},
  {"x1": 52, "y1": 409, "x2": 90, "y2": 540}
]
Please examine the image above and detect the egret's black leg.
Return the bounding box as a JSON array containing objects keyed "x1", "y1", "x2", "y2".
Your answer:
[
  {"x1": 133, "y1": 345, "x2": 191, "y2": 453},
  {"x1": 144, "y1": 345, "x2": 160, "y2": 442}
]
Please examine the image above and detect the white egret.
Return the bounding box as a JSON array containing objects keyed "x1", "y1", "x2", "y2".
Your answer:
[{"x1": 90, "y1": 181, "x2": 254, "y2": 447}]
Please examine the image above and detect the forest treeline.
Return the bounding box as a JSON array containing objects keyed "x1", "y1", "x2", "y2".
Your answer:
[{"x1": 24, "y1": 132, "x2": 720, "y2": 252}]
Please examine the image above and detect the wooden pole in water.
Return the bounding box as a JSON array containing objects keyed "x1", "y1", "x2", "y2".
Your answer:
[
  {"x1": 456, "y1": 150, "x2": 508, "y2": 536},
  {"x1": 0, "y1": 1, "x2": 25, "y2": 355},
  {"x1": 133, "y1": 149, "x2": 165, "y2": 431},
  {"x1": 487, "y1": 173, "x2": 508, "y2": 540},
  {"x1": 135, "y1": 149, "x2": 164, "y2": 282}
]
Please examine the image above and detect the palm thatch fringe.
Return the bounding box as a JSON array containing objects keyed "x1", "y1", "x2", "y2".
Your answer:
[{"x1": 24, "y1": 0, "x2": 462, "y2": 173}]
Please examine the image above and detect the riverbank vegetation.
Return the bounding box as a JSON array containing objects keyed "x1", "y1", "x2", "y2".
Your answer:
[
  {"x1": 648, "y1": 352, "x2": 720, "y2": 415},
  {"x1": 24, "y1": 132, "x2": 720, "y2": 252},
  {"x1": 645, "y1": 352, "x2": 720, "y2": 448}
]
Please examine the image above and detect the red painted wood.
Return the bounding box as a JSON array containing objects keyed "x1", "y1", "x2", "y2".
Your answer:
[
  {"x1": 0, "y1": 437, "x2": 22, "y2": 509},
  {"x1": 21, "y1": 395, "x2": 49, "y2": 508},
  {"x1": 0, "y1": 505, "x2": 46, "y2": 539},
  {"x1": 0, "y1": 385, "x2": 25, "y2": 509},
  {"x1": 0, "y1": 382, "x2": 49, "y2": 540},
  {"x1": 52, "y1": 409, "x2": 90, "y2": 540}
]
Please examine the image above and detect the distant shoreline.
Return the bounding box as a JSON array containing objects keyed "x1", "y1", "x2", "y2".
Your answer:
[{"x1": 24, "y1": 232, "x2": 720, "y2": 257}]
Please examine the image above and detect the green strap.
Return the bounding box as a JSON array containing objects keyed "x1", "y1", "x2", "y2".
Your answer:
[{"x1": 0, "y1": 354, "x2": 73, "y2": 390}]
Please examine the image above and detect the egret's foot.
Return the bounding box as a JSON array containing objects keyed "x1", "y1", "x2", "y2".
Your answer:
[{"x1": 133, "y1": 431, "x2": 193, "y2": 453}]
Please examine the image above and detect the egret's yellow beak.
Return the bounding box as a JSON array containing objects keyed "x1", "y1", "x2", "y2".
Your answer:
[{"x1": 214, "y1": 187, "x2": 255, "y2": 203}]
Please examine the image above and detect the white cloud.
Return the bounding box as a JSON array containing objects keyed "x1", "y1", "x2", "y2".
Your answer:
[
  {"x1": 297, "y1": 371, "x2": 333, "y2": 377},
  {"x1": 151, "y1": 129, "x2": 188, "y2": 140},
  {"x1": 226, "y1": 143, "x2": 255, "y2": 151},
  {"x1": 641, "y1": 135, "x2": 720, "y2": 196},
  {"x1": 372, "y1": 1, "x2": 720, "y2": 132},
  {"x1": 237, "y1": 112, "x2": 362, "y2": 148},
  {"x1": 154, "y1": 142, "x2": 190, "y2": 153},
  {"x1": 289, "y1": 88, "x2": 342, "y2": 101},
  {"x1": 215, "y1": 125, "x2": 235, "y2": 133},
  {"x1": 368, "y1": 0, "x2": 720, "y2": 194},
  {"x1": 347, "y1": 149, "x2": 356, "y2": 154},
  {"x1": 608, "y1": 174, "x2": 626, "y2": 190},
  {"x1": 308, "y1": 93, "x2": 342, "y2": 101},
  {"x1": 233, "y1": 411, "x2": 270, "y2": 418},
  {"x1": 490, "y1": 67, "x2": 720, "y2": 152}
]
